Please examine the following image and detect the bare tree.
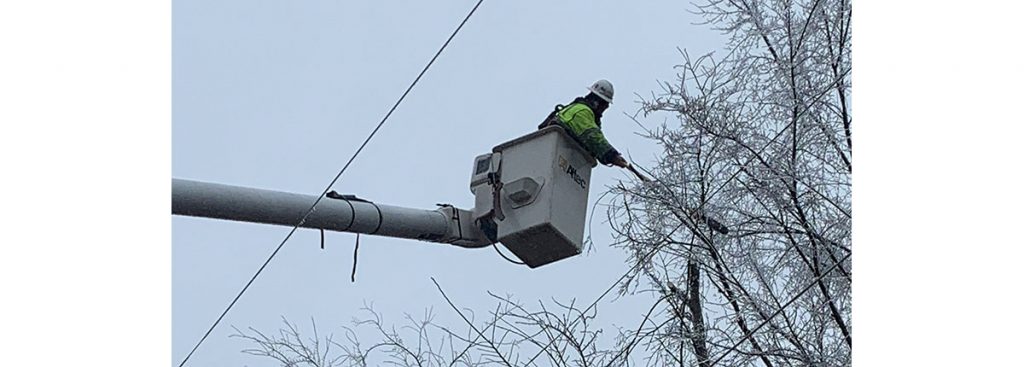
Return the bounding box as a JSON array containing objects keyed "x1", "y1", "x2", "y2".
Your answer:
[
  {"x1": 232, "y1": 317, "x2": 343, "y2": 367},
  {"x1": 237, "y1": 0, "x2": 852, "y2": 365},
  {"x1": 233, "y1": 285, "x2": 625, "y2": 367},
  {"x1": 607, "y1": 0, "x2": 853, "y2": 364}
]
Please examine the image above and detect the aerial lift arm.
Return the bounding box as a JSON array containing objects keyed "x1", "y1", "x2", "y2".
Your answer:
[
  {"x1": 173, "y1": 127, "x2": 601, "y2": 267},
  {"x1": 172, "y1": 178, "x2": 491, "y2": 248}
]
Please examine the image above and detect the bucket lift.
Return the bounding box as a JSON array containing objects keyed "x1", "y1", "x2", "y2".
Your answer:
[
  {"x1": 469, "y1": 126, "x2": 595, "y2": 267},
  {"x1": 173, "y1": 126, "x2": 595, "y2": 268}
]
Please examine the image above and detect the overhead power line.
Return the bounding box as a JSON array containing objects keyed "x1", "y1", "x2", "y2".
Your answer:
[
  {"x1": 176, "y1": 1, "x2": 487, "y2": 365},
  {"x1": 708, "y1": 251, "x2": 851, "y2": 366}
]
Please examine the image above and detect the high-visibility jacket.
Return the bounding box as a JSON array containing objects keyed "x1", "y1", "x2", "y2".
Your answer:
[{"x1": 553, "y1": 101, "x2": 620, "y2": 165}]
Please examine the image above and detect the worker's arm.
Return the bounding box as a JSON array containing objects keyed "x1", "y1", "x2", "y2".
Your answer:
[
  {"x1": 565, "y1": 108, "x2": 622, "y2": 165},
  {"x1": 579, "y1": 127, "x2": 623, "y2": 165}
]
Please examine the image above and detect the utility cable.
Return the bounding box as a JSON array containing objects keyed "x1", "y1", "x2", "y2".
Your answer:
[
  {"x1": 350, "y1": 234, "x2": 360, "y2": 282},
  {"x1": 491, "y1": 242, "x2": 526, "y2": 265},
  {"x1": 175, "y1": 1, "x2": 486, "y2": 365},
  {"x1": 708, "y1": 251, "x2": 851, "y2": 366},
  {"x1": 523, "y1": 236, "x2": 676, "y2": 366}
]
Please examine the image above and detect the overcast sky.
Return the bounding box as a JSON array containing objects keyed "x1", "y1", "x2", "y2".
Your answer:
[
  {"x1": 171, "y1": 1, "x2": 728, "y2": 365},
  {"x1": 3, "y1": 0, "x2": 1023, "y2": 366}
]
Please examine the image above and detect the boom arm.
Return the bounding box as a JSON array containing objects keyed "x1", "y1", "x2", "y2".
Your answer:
[
  {"x1": 172, "y1": 178, "x2": 490, "y2": 248},
  {"x1": 174, "y1": 126, "x2": 601, "y2": 267}
]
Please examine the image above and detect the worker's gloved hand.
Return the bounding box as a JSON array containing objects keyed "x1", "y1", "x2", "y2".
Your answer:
[{"x1": 612, "y1": 155, "x2": 629, "y2": 168}]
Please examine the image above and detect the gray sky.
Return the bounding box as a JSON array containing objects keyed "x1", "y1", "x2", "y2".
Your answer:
[
  {"x1": 173, "y1": 0, "x2": 725, "y2": 365},
  {"x1": 2, "y1": 0, "x2": 1021, "y2": 366}
]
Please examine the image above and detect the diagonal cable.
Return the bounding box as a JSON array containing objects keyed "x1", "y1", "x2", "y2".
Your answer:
[
  {"x1": 175, "y1": 1, "x2": 486, "y2": 365},
  {"x1": 708, "y1": 251, "x2": 851, "y2": 366}
]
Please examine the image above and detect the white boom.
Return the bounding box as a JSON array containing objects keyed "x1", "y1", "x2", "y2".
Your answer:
[{"x1": 172, "y1": 178, "x2": 490, "y2": 248}]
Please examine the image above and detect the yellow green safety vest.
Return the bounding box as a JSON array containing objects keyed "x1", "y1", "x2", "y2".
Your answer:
[{"x1": 555, "y1": 102, "x2": 619, "y2": 164}]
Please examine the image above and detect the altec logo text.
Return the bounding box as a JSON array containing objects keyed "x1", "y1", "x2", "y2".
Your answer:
[{"x1": 558, "y1": 156, "x2": 587, "y2": 190}]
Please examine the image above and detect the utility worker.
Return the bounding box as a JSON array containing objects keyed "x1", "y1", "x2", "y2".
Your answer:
[{"x1": 539, "y1": 79, "x2": 630, "y2": 169}]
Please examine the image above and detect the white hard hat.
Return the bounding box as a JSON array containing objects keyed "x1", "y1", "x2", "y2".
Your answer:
[{"x1": 587, "y1": 79, "x2": 614, "y2": 103}]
